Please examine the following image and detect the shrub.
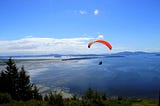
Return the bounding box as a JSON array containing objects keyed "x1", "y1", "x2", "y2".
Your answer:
[
  {"x1": 48, "y1": 92, "x2": 64, "y2": 106},
  {"x1": 0, "y1": 93, "x2": 12, "y2": 104}
]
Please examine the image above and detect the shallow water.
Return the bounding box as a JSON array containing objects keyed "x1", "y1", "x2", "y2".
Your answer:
[{"x1": 1, "y1": 53, "x2": 160, "y2": 98}]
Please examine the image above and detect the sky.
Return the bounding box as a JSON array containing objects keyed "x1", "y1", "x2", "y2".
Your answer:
[{"x1": 0, "y1": 0, "x2": 160, "y2": 55}]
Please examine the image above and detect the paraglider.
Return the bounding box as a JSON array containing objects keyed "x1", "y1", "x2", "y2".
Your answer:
[
  {"x1": 88, "y1": 39, "x2": 112, "y2": 65},
  {"x1": 99, "y1": 61, "x2": 102, "y2": 65},
  {"x1": 88, "y1": 39, "x2": 112, "y2": 50}
]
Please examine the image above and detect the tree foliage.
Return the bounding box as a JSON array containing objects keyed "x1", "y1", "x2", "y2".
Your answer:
[
  {"x1": 47, "y1": 91, "x2": 64, "y2": 106},
  {"x1": 0, "y1": 58, "x2": 41, "y2": 101},
  {"x1": 0, "y1": 58, "x2": 19, "y2": 100},
  {"x1": 82, "y1": 88, "x2": 106, "y2": 106},
  {"x1": 0, "y1": 93, "x2": 12, "y2": 104}
]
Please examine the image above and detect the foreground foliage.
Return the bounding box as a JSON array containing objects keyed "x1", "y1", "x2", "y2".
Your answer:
[
  {"x1": 0, "y1": 88, "x2": 158, "y2": 106},
  {"x1": 0, "y1": 95, "x2": 158, "y2": 106}
]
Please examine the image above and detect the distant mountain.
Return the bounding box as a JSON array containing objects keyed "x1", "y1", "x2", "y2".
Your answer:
[
  {"x1": 113, "y1": 51, "x2": 155, "y2": 56},
  {"x1": 0, "y1": 54, "x2": 102, "y2": 59},
  {"x1": 0, "y1": 51, "x2": 159, "y2": 59}
]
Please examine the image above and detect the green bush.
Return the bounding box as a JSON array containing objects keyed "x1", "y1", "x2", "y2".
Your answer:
[
  {"x1": 0, "y1": 93, "x2": 12, "y2": 104},
  {"x1": 48, "y1": 92, "x2": 64, "y2": 106}
]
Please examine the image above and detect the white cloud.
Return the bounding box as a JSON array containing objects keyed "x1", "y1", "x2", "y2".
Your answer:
[
  {"x1": 4, "y1": 36, "x2": 153, "y2": 55},
  {"x1": 97, "y1": 34, "x2": 104, "y2": 39},
  {"x1": 94, "y1": 9, "x2": 99, "y2": 15},
  {"x1": 79, "y1": 10, "x2": 87, "y2": 15},
  {"x1": 75, "y1": 9, "x2": 99, "y2": 16},
  {"x1": 0, "y1": 36, "x2": 114, "y2": 55}
]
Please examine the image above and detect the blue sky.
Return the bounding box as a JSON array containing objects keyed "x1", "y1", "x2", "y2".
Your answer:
[{"x1": 0, "y1": 0, "x2": 160, "y2": 55}]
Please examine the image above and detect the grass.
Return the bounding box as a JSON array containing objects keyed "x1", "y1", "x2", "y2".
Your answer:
[
  {"x1": 0, "y1": 98, "x2": 158, "y2": 106},
  {"x1": 132, "y1": 99, "x2": 158, "y2": 106}
]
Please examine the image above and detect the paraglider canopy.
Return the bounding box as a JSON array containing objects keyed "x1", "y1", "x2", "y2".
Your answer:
[
  {"x1": 88, "y1": 39, "x2": 112, "y2": 65},
  {"x1": 88, "y1": 39, "x2": 112, "y2": 50}
]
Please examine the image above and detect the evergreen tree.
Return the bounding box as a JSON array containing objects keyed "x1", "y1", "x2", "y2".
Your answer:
[
  {"x1": 48, "y1": 92, "x2": 64, "y2": 106},
  {"x1": 0, "y1": 71, "x2": 8, "y2": 92},
  {"x1": 83, "y1": 88, "x2": 94, "y2": 99},
  {"x1": 0, "y1": 58, "x2": 19, "y2": 100},
  {"x1": 17, "y1": 66, "x2": 33, "y2": 101},
  {"x1": 82, "y1": 88, "x2": 105, "y2": 106},
  {"x1": 32, "y1": 85, "x2": 42, "y2": 100},
  {"x1": 44, "y1": 94, "x2": 49, "y2": 101},
  {"x1": 102, "y1": 93, "x2": 107, "y2": 100},
  {"x1": 0, "y1": 58, "x2": 40, "y2": 101}
]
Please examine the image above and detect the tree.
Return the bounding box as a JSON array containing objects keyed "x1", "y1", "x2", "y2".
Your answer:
[
  {"x1": 32, "y1": 85, "x2": 42, "y2": 100},
  {"x1": 0, "y1": 58, "x2": 19, "y2": 100},
  {"x1": 82, "y1": 88, "x2": 105, "y2": 106},
  {"x1": 17, "y1": 66, "x2": 33, "y2": 101},
  {"x1": 83, "y1": 88, "x2": 94, "y2": 99},
  {"x1": 0, "y1": 58, "x2": 41, "y2": 101},
  {"x1": 44, "y1": 94, "x2": 49, "y2": 101},
  {"x1": 0, "y1": 71, "x2": 8, "y2": 93},
  {"x1": 48, "y1": 92, "x2": 64, "y2": 106},
  {"x1": 0, "y1": 93, "x2": 12, "y2": 104}
]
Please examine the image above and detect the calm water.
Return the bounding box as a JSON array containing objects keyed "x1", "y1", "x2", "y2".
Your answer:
[{"x1": 1, "y1": 53, "x2": 160, "y2": 98}]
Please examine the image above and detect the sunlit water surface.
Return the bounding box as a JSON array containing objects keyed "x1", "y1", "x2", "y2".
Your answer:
[{"x1": 1, "y1": 54, "x2": 160, "y2": 98}]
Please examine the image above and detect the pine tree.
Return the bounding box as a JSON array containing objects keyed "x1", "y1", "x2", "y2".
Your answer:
[
  {"x1": 0, "y1": 58, "x2": 40, "y2": 101},
  {"x1": 0, "y1": 71, "x2": 8, "y2": 92},
  {"x1": 48, "y1": 92, "x2": 64, "y2": 106},
  {"x1": 17, "y1": 66, "x2": 33, "y2": 101},
  {"x1": 32, "y1": 85, "x2": 42, "y2": 100},
  {"x1": 0, "y1": 58, "x2": 19, "y2": 100},
  {"x1": 83, "y1": 88, "x2": 94, "y2": 99}
]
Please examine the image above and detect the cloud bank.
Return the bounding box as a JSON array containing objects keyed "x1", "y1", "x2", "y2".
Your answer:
[
  {"x1": 1, "y1": 36, "x2": 154, "y2": 55},
  {"x1": 0, "y1": 36, "x2": 113, "y2": 55}
]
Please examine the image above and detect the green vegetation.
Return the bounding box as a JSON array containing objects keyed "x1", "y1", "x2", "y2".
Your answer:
[
  {"x1": 0, "y1": 58, "x2": 41, "y2": 101},
  {"x1": 0, "y1": 58, "x2": 158, "y2": 106}
]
